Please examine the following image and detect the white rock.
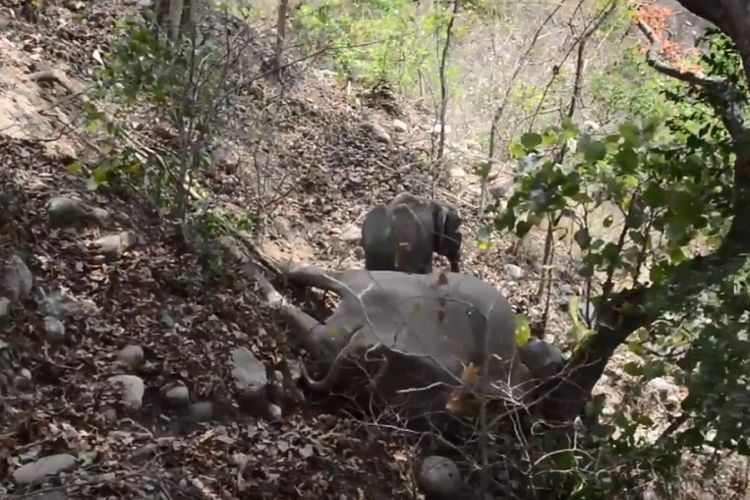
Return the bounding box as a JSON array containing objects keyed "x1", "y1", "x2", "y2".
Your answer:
[
  {"x1": 431, "y1": 123, "x2": 451, "y2": 136},
  {"x1": 340, "y1": 224, "x2": 362, "y2": 243},
  {"x1": 108, "y1": 374, "x2": 145, "y2": 409},
  {"x1": 392, "y1": 119, "x2": 408, "y2": 133},
  {"x1": 43, "y1": 316, "x2": 66, "y2": 342},
  {"x1": 0, "y1": 297, "x2": 10, "y2": 318},
  {"x1": 503, "y1": 263, "x2": 525, "y2": 280},
  {"x1": 12, "y1": 454, "x2": 77, "y2": 484}
]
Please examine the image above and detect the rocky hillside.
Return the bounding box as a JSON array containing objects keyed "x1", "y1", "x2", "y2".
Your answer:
[{"x1": 2, "y1": 0, "x2": 735, "y2": 499}]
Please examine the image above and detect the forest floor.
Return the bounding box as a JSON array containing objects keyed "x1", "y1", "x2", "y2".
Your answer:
[{"x1": 0, "y1": 1, "x2": 746, "y2": 499}]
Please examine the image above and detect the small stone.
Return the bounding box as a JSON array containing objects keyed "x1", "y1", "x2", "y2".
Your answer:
[
  {"x1": 108, "y1": 374, "x2": 145, "y2": 409},
  {"x1": 14, "y1": 374, "x2": 32, "y2": 391},
  {"x1": 117, "y1": 345, "x2": 144, "y2": 369},
  {"x1": 363, "y1": 121, "x2": 391, "y2": 144},
  {"x1": 503, "y1": 263, "x2": 525, "y2": 280},
  {"x1": 392, "y1": 119, "x2": 408, "y2": 133},
  {"x1": 189, "y1": 401, "x2": 214, "y2": 422},
  {"x1": 268, "y1": 404, "x2": 282, "y2": 420},
  {"x1": 418, "y1": 455, "x2": 462, "y2": 499},
  {"x1": 47, "y1": 196, "x2": 109, "y2": 228},
  {"x1": 231, "y1": 347, "x2": 267, "y2": 399},
  {"x1": 93, "y1": 231, "x2": 137, "y2": 259},
  {"x1": 340, "y1": 224, "x2": 361, "y2": 243},
  {"x1": 0, "y1": 254, "x2": 33, "y2": 303},
  {"x1": 12, "y1": 454, "x2": 77, "y2": 484},
  {"x1": 163, "y1": 383, "x2": 190, "y2": 406},
  {"x1": 43, "y1": 316, "x2": 66, "y2": 342}
]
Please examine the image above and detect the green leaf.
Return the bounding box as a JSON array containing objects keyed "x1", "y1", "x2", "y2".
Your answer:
[
  {"x1": 513, "y1": 314, "x2": 531, "y2": 347},
  {"x1": 508, "y1": 140, "x2": 524, "y2": 159},
  {"x1": 66, "y1": 161, "x2": 83, "y2": 174},
  {"x1": 615, "y1": 147, "x2": 639, "y2": 172},
  {"x1": 580, "y1": 140, "x2": 607, "y2": 163},
  {"x1": 520, "y1": 132, "x2": 542, "y2": 150},
  {"x1": 623, "y1": 361, "x2": 641, "y2": 376}
]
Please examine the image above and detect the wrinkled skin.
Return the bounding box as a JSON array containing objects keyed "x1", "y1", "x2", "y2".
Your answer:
[
  {"x1": 361, "y1": 192, "x2": 463, "y2": 274},
  {"x1": 279, "y1": 264, "x2": 532, "y2": 418}
]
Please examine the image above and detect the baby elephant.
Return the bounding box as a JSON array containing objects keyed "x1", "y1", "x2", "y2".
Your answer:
[{"x1": 360, "y1": 192, "x2": 462, "y2": 274}]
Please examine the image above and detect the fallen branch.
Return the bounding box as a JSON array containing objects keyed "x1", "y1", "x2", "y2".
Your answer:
[{"x1": 26, "y1": 69, "x2": 90, "y2": 103}]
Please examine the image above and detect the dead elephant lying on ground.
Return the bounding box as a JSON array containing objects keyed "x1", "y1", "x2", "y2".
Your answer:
[{"x1": 278, "y1": 264, "x2": 560, "y2": 422}]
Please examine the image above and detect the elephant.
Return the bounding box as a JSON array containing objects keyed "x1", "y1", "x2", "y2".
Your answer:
[
  {"x1": 277, "y1": 264, "x2": 532, "y2": 420},
  {"x1": 360, "y1": 192, "x2": 462, "y2": 275}
]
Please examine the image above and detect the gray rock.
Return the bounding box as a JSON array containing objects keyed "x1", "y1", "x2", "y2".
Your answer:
[
  {"x1": 340, "y1": 224, "x2": 361, "y2": 243},
  {"x1": 189, "y1": 401, "x2": 214, "y2": 422},
  {"x1": 162, "y1": 382, "x2": 190, "y2": 406},
  {"x1": 39, "y1": 291, "x2": 79, "y2": 319},
  {"x1": 418, "y1": 455, "x2": 462, "y2": 500},
  {"x1": 108, "y1": 374, "x2": 145, "y2": 409},
  {"x1": 392, "y1": 119, "x2": 408, "y2": 133},
  {"x1": 231, "y1": 347, "x2": 267, "y2": 399},
  {"x1": 93, "y1": 231, "x2": 137, "y2": 259},
  {"x1": 43, "y1": 316, "x2": 66, "y2": 342},
  {"x1": 268, "y1": 404, "x2": 282, "y2": 421},
  {"x1": 503, "y1": 263, "x2": 525, "y2": 280},
  {"x1": 363, "y1": 121, "x2": 391, "y2": 144},
  {"x1": 12, "y1": 454, "x2": 77, "y2": 484},
  {"x1": 117, "y1": 345, "x2": 144, "y2": 369},
  {"x1": 48, "y1": 196, "x2": 110, "y2": 229},
  {"x1": 1, "y1": 254, "x2": 33, "y2": 303}
]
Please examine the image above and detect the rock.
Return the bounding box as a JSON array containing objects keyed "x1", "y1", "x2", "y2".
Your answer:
[
  {"x1": 363, "y1": 121, "x2": 391, "y2": 144},
  {"x1": 48, "y1": 196, "x2": 109, "y2": 229},
  {"x1": 0, "y1": 254, "x2": 33, "y2": 303},
  {"x1": 108, "y1": 375, "x2": 145, "y2": 409},
  {"x1": 392, "y1": 119, "x2": 408, "y2": 133},
  {"x1": 162, "y1": 382, "x2": 190, "y2": 406},
  {"x1": 231, "y1": 347, "x2": 267, "y2": 400},
  {"x1": 117, "y1": 345, "x2": 144, "y2": 369},
  {"x1": 268, "y1": 404, "x2": 282, "y2": 421},
  {"x1": 43, "y1": 316, "x2": 66, "y2": 342},
  {"x1": 12, "y1": 454, "x2": 77, "y2": 484},
  {"x1": 39, "y1": 291, "x2": 80, "y2": 319},
  {"x1": 0, "y1": 297, "x2": 10, "y2": 318},
  {"x1": 340, "y1": 224, "x2": 361, "y2": 243},
  {"x1": 14, "y1": 368, "x2": 32, "y2": 391},
  {"x1": 189, "y1": 401, "x2": 214, "y2": 422},
  {"x1": 92, "y1": 231, "x2": 138, "y2": 259},
  {"x1": 503, "y1": 263, "x2": 525, "y2": 280},
  {"x1": 418, "y1": 455, "x2": 462, "y2": 500}
]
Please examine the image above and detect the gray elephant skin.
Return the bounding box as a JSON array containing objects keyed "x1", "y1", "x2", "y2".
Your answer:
[
  {"x1": 278, "y1": 264, "x2": 557, "y2": 420},
  {"x1": 360, "y1": 192, "x2": 462, "y2": 274}
]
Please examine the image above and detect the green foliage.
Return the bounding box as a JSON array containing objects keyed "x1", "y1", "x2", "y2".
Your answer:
[
  {"x1": 293, "y1": 0, "x2": 445, "y2": 88},
  {"x1": 497, "y1": 26, "x2": 750, "y2": 497}
]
